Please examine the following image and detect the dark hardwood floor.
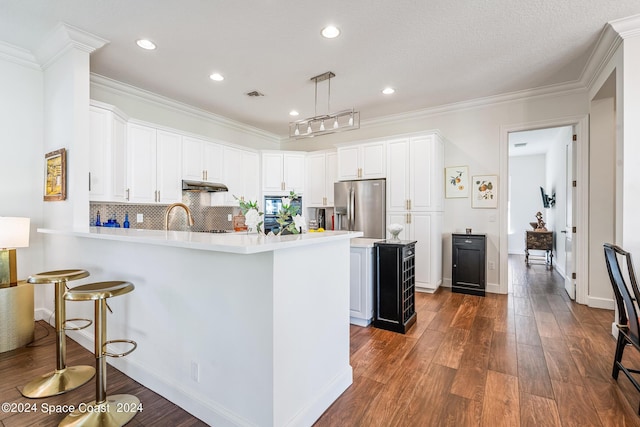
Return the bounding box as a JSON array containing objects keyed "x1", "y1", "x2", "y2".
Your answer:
[
  {"x1": 2, "y1": 256, "x2": 639, "y2": 426},
  {"x1": 314, "y1": 255, "x2": 640, "y2": 426},
  {"x1": 0, "y1": 321, "x2": 208, "y2": 426}
]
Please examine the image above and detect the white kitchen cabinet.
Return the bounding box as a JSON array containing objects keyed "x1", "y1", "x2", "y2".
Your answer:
[
  {"x1": 306, "y1": 150, "x2": 337, "y2": 207},
  {"x1": 350, "y1": 245, "x2": 374, "y2": 326},
  {"x1": 182, "y1": 136, "x2": 223, "y2": 183},
  {"x1": 387, "y1": 134, "x2": 444, "y2": 212},
  {"x1": 89, "y1": 106, "x2": 127, "y2": 202},
  {"x1": 217, "y1": 146, "x2": 259, "y2": 206},
  {"x1": 127, "y1": 123, "x2": 182, "y2": 204},
  {"x1": 262, "y1": 152, "x2": 305, "y2": 194},
  {"x1": 337, "y1": 141, "x2": 386, "y2": 181},
  {"x1": 387, "y1": 211, "x2": 443, "y2": 292}
]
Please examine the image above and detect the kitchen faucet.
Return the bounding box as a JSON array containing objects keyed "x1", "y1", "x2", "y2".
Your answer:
[{"x1": 164, "y1": 203, "x2": 195, "y2": 230}]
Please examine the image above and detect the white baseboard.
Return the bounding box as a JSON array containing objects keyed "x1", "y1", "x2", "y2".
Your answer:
[
  {"x1": 587, "y1": 295, "x2": 615, "y2": 310},
  {"x1": 349, "y1": 317, "x2": 371, "y2": 327}
]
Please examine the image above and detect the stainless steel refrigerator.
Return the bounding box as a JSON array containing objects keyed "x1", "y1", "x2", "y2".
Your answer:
[{"x1": 334, "y1": 179, "x2": 386, "y2": 238}]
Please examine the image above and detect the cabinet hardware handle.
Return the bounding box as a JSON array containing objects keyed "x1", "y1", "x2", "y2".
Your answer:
[
  {"x1": 88, "y1": 172, "x2": 91, "y2": 191},
  {"x1": 205, "y1": 170, "x2": 208, "y2": 181},
  {"x1": 408, "y1": 199, "x2": 412, "y2": 210},
  {"x1": 158, "y1": 190, "x2": 160, "y2": 202},
  {"x1": 126, "y1": 188, "x2": 130, "y2": 201}
]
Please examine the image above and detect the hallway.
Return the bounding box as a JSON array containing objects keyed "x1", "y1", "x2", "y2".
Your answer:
[{"x1": 315, "y1": 256, "x2": 640, "y2": 426}]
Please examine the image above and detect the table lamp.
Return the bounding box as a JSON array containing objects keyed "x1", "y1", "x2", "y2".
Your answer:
[{"x1": 0, "y1": 217, "x2": 30, "y2": 286}]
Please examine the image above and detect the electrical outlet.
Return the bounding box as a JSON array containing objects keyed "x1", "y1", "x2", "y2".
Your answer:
[
  {"x1": 227, "y1": 214, "x2": 232, "y2": 221},
  {"x1": 191, "y1": 361, "x2": 200, "y2": 382},
  {"x1": 488, "y1": 261, "x2": 496, "y2": 270},
  {"x1": 136, "y1": 213, "x2": 143, "y2": 223}
]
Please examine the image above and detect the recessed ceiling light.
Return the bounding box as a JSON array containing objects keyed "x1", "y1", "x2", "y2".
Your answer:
[
  {"x1": 209, "y1": 73, "x2": 224, "y2": 82},
  {"x1": 321, "y1": 25, "x2": 341, "y2": 39},
  {"x1": 289, "y1": 110, "x2": 299, "y2": 116},
  {"x1": 136, "y1": 39, "x2": 156, "y2": 50},
  {"x1": 382, "y1": 87, "x2": 395, "y2": 95}
]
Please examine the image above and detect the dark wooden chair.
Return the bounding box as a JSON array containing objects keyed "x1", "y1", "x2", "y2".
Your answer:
[{"x1": 604, "y1": 243, "x2": 640, "y2": 414}]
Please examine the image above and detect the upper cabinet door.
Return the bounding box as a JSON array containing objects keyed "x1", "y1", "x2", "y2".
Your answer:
[
  {"x1": 409, "y1": 135, "x2": 443, "y2": 212},
  {"x1": 306, "y1": 153, "x2": 327, "y2": 206},
  {"x1": 222, "y1": 146, "x2": 244, "y2": 205},
  {"x1": 182, "y1": 136, "x2": 205, "y2": 181},
  {"x1": 203, "y1": 142, "x2": 223, "y2": 183},
  {"x1": 325, "y1": 151, "x2": 337, "y2": 206},
  {"x1": 89, "y1": 107, "x2": 128, "y2": 203},
  {"x1": 337, "y1": 142, "x2": 386, "y2": 181},
  {"x1": 156, "y1": 130, "x2": 182, "y2": 204},
  {"x1": 262, "y1": 152, "x2": 305, "y2": 194},
  {"x1": 361, "y1": 142, "x2": 386, "y2": 179},
  {"x1": 183, "y1": 137, "x2": 223, "y2": 183},
  {"x1": 262, "y1": 152, "x2": 285, "y2": 193},
  {"x1": 337, "y1": 146, "x2": 360, "y2": 180},
  {"x1": 283, "y1": 153, "x2": 305, "y2": 194},
  {"x1": 386, "y1": 138, "x2": 410, "y2": 211},
  {"x1": 242, "y1": 150, "x2": 260, "y2": 203},
  {"x1": 127, "y1": 123, "x2": 157, "y2": 204}
]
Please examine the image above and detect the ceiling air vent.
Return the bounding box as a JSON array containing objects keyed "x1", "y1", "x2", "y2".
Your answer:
[{"x1": 246, "y1": 90, "x2": 264, "y2": 97}]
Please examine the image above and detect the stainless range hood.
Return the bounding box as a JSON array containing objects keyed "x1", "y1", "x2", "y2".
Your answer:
[{"x1": 182, "y1": 180, "x2": 228, "y2": 192}]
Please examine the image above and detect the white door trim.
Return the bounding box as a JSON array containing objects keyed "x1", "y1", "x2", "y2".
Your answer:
[{"x1": 499, "y1": 115, "x2": 589, "y2": 303}]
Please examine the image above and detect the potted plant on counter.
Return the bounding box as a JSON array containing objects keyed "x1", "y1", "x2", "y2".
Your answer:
[{"x1": 234, "y1": 196, "x2": 263, "y2": 234}]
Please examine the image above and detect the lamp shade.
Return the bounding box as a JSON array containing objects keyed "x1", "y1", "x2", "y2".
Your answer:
[{"x1": 0, "y1": 217, "x2": 30, "y2": 249}]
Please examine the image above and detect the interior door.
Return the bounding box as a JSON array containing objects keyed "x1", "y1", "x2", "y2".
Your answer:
[{"x1": 564, "y1": 133, "x2": 577, "y2": 299}]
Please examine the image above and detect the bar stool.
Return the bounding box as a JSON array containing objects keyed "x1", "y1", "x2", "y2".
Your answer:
[
  {"x1": 22, "y1": 269, "x2": 95, "y2": 398},
  {"x1": 59, "y1": 281, "x2": 139, "y2": 427}
]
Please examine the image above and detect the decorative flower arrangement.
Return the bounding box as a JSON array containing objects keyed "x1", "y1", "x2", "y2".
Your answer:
[
  {"x1": 276, "y1": 191, "x2": 305, "y2": 235},
  {"x1": 234, "y1": 195, "x2": 263, "y2": 233}
]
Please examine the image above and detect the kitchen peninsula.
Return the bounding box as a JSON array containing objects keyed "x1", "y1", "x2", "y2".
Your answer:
[{"x1": 37, "y1": 227, "x2": 362, "y2": 427}]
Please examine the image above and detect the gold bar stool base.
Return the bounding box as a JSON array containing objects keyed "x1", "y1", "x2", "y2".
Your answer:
[
  {"x1": 22, "y1": 269, "x2": 95, "y2": 398},
  {"x1": 59, "y1": 394, "x2": 140, "y2": 427},
  {"x1": 21, "y1": 365, "x2": 95, "y2": 398}
]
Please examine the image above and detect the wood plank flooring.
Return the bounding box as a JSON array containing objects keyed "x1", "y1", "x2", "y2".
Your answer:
[
  {"x1": 0, "y1": 321, "x2": 208, "y2": 426},
  {"x1": 2, "y1": 255, "x2": 639, "y2": 426},
  {"x1": 315, "y1": 256, "x2": 640, "y2": 426}
]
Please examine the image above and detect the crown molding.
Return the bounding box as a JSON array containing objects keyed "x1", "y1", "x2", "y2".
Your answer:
[
  {"x1": 609, "y1": 13, "x2": 640, "y2": 39},
  {"x1": 0, "y1": 40, "x2": 40, "y2": 70},
  {"x1": 90, "y1": 73, "x2": 281, "y2": 145},
  {"x1": 358, "y1": 80, "x2": 586, "y2": 132},
  {"x1": 35, "y1": 22, "x2": 108, "y2": 70}
]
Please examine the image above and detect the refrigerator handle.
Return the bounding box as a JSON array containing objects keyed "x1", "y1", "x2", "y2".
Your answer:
[{"x1": 349, "y1": 187, "x2": 355, "y2": 231}]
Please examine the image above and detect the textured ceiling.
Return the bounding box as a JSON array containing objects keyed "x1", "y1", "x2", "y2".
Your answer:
[{"x1": 1, "y1": 0, "x2": 639, "y2": 137}]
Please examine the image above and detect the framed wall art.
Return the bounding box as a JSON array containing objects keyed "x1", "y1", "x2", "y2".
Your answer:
[
  {"x1": 445, "y1": 166, "x2": 469, "y2": 198},
  {"x1": 44, "y1": 148, "x2": 66, "y2": 201},
  {"x1": 471, "y1": 175, "x2": 498, "y2": 208}
]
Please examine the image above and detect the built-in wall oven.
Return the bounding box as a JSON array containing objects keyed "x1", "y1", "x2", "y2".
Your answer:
[{"x1": 263, "y1": 195, "x2": 302, "y2": 234}]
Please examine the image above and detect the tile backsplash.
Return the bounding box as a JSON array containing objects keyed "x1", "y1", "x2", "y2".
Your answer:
[{"x1": 90, "y1": 192, "x2": 236, "y2": 231}]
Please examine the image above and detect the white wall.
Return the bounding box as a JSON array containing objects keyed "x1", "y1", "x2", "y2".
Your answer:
[
  {"x1": 589, "y1": 97, "x2": 616, "y2": 304},
  {"x1": 0, "y1": 54, "x2": 45, "y2": 284},
  {"x1": 507, "y1": 154, "x2": 546, "y2": 254}
]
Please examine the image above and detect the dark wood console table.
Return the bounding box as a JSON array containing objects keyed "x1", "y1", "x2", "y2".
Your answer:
[{"x1": 525, "y1": 231, "x2": 553, "y2": 267}]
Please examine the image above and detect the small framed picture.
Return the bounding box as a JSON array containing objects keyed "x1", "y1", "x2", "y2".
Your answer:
[
  {"x1": 44, "y1": 148, "x2": 66, "y2": 201},
  {"x1": 472, "y1": 175, "x2": 498, "y2": 208},
  {"x1": 445, "y1": 166, "x2": 469, "y2": 198}
]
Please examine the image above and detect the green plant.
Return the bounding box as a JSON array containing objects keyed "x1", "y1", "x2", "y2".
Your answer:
[
  {"x1": 276, "y1": 191, "x2": 302, "y2": 235},
  {"x1": 234, "y1": 195, "x2": 264, "y2": 233}
]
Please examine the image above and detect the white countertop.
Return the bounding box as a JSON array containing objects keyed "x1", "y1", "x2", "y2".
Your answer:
[
  {"x1": 38, "y1": 227, "x2": 362, "y2": 254},
  {"x1": 350, "y1": 237, "x2": 384, "y2": 248}
]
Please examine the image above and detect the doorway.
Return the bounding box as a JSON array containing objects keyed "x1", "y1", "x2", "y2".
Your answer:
[
  {"x1": 507, "y1": 126, "x2": 574, "y2": 295},
  {"x1": 499, "y1": 115, "x2": 589, "y2": 302}
]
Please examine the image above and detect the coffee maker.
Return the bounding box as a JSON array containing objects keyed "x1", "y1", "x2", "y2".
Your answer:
[{"x1": 316, "y1": 208, "x2": 326, "y2": 229}]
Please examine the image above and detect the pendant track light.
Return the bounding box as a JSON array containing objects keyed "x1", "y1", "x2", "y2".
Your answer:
[{"x1": 289, "y1": 71, "x2": 360, "y2": 139}]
